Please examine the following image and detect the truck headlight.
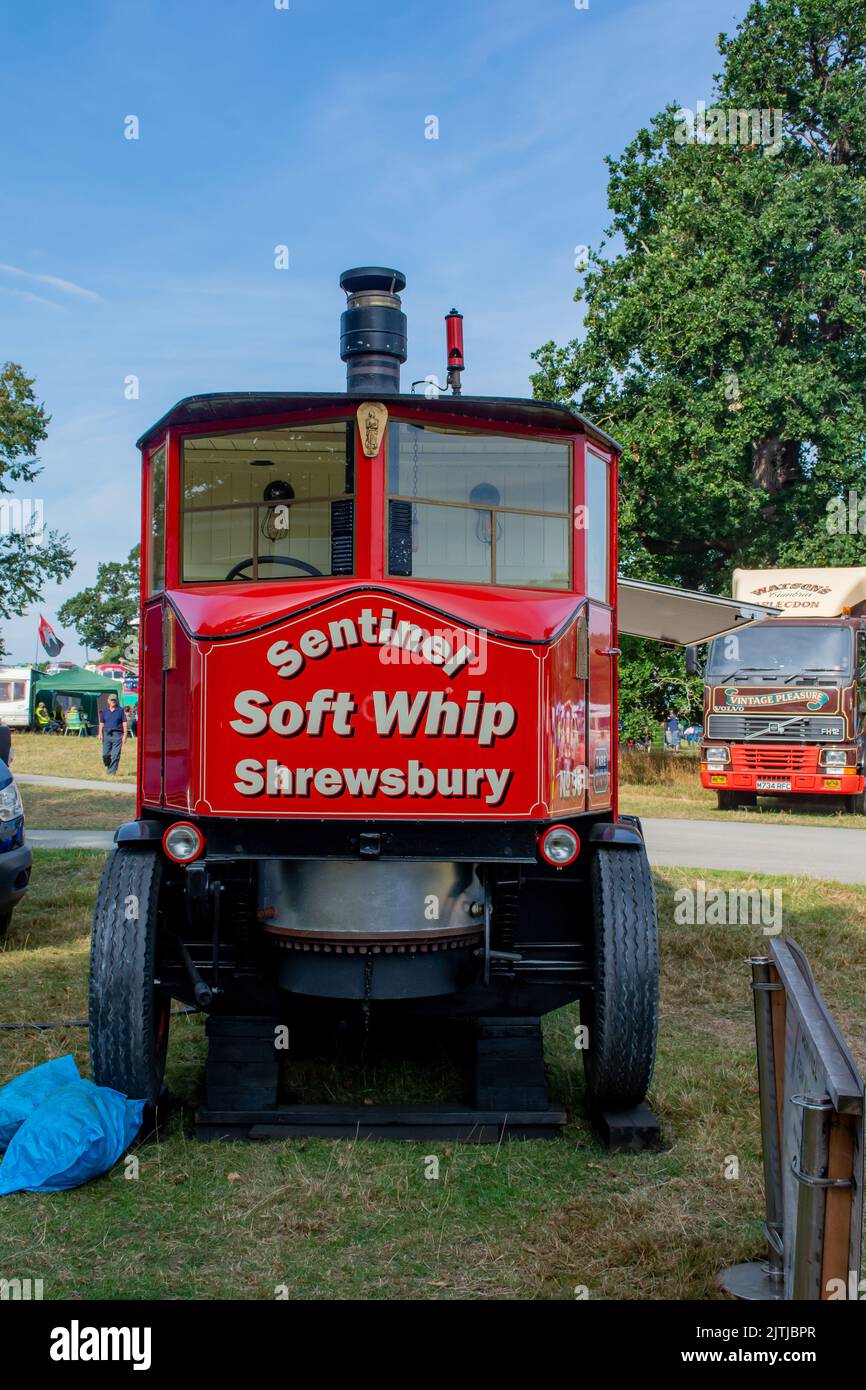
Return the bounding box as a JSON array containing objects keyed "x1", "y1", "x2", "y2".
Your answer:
[
  {"x1": 822, "y1": 749, "x2": 849, "y2": 768},
  {"x1": 705, "y1": 746, "x2": 730, "y2": 765},
  {"x1": 0, "y1": 780, "x2": 23, "y2": 822},
  {"x1": 538, "y1": 825, "x2": 581, "y2": 866},
  {"x1": 163, "y1": 821, "x2": 205, "y2": 863}
]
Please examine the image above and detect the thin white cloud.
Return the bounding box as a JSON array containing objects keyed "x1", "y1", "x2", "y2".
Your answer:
[
  {"x1": 0, "y1": 263, "x2": 101, "y2": 302},
  {"x1": 0, "y1": 286, "x2": 64, "y2": 311}
]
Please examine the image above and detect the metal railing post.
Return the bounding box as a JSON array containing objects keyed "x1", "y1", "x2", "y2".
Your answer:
[
  {"x1": 790, "y1": 1096, "x2": 854, "y2": 1300},
  {"x1": 748, "y1": 956, "x2": 785, "y2": 1286}
]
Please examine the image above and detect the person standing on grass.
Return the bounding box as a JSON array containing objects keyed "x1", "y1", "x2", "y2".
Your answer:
[
  {"x1": 98, "y1": 692, "x2": 127, "y2": 775},
  {"x1": 664, "y1": 710, "x2": 681, "y2": 754}
]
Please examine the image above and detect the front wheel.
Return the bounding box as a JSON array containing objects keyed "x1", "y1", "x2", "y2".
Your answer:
[
  {"x1": 0, "y1": 911, "x2": 11, "y2": 942},
  {"x1": 89, "y1": 849, "x2": 171, "y2": 1103},
  {"x1": 847, "y1": 788, "x2": 866, "y2": 815},
  {"x1": 582, "y1": 843, "x2": 659, "y2": 1109}
]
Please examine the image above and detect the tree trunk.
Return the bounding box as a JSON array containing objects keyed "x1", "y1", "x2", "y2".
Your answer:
[{"x1": 751, "y1": 436, "x2": 801, "y2": 494}]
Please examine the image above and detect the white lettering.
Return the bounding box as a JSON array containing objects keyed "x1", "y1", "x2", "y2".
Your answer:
[
  {"x1": 373, "y1": 689, "x2": 429, "y2": 736},
  {"x1": 49, "y1": 1321, "x2": 152, "y2": 1371},
  {"x1": 230, "y1": 690, "x2": 269, "y2": 734},
  {"x1": 267, "y1": 640, "x2": 304, "y2": 679},
  {"x1": 234, "y1": 759, "x2": 264, "y2": 795},
  {"x1": 299, "y1": 628, "x2": 329, "y2": 659},
  {"x1": 477, "y1": 701, "x2": 516, "y2": 746},
  {"x1": 269, "y1": 700, "x2": 305, "y2": 736}
]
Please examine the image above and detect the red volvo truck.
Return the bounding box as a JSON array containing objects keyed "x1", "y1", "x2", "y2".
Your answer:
[
  {"x1": 88, "y1": 267, "x2": 769, "y2": 1138},
  {"x1": 701, "y1": 567, "x2": 866, "y2": 814}
]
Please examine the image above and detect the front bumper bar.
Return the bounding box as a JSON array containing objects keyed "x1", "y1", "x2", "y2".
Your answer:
[
  {"x1": 0, "y1": 844, "x2": 33, "y2": 914},
  {"x1": 701, "y1": 769, "x2": 864, "y2": 796}
]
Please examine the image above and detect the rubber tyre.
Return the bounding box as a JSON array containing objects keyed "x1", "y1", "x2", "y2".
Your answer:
[
  {"x1": 582, "y1": 843, "x2": 659, "y2": 1108},
  {"x1": 0, "y1": 911, "x2": 11, "y2": 942},
  {"x1": 717, "y1": 790, "x2": 738, "y2": 810},
  {"x1": 847, "y1": 789, "x2": 866, "y2": 815},
  {"x1": 89, "y1": 849, "x2": 171, "y2": 1103}
]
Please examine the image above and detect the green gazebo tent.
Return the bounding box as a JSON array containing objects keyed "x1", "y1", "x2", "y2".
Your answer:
[{"x1": 31, "y1": 667, "x2": 122, "y2": 730}]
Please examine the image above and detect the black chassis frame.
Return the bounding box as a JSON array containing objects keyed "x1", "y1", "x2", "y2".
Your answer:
[{"x1": 114, "y1": 809, "x2": 646, "y2": 1020}]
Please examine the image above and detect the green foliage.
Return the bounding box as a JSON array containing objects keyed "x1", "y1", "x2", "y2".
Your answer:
[
  {"x1": 0, "y1": 363, "x2": 75, "y2": 656},
  {"x1": 58, "y1": 546, "x2": 140, "y2": 657},
  {"x1": 0, "y1": 362, "x2": 49, "y2": 481},
  {"x1": 532, "y1": 0, "x2": 866, "y2": 594},
  {"x1": 618, "y1": 636, "x2": 704, "y2": 741}
]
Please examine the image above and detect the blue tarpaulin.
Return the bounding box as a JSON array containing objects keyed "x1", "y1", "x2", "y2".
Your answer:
[
  {"x1": 0, "y1": 1066, "x2": 144, "y2": 1195},
  {"x1": 0, "y1": 1054, "x2": 80, "y2": 1150}
]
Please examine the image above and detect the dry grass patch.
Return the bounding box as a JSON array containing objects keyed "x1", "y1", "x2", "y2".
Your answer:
[
  {"x1": 621, "y1": 780, "x2": 866, "y2": 830},
  {"x1": 19, "y1": 786, "x2": 134, "y2": 829},
  {"x1": 11, "y1": 732, "x2": 137, "y2": 783}
]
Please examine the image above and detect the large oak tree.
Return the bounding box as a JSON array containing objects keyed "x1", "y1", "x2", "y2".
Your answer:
[
  {"x1": 532, "y1": 0, "x2": 866, "y2": 591},
  {"x1": 531, "y1": 0, "x2": 866, "y2": 732}
]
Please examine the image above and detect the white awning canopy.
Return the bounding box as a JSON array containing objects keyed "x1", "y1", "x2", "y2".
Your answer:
[{"x1": 618, "y1": 577, "x2": 779, "y2": 646}]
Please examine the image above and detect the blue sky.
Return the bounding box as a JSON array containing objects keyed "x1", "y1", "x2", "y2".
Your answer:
[{"x1": 0, "y1": 0, "x2": 745, "y2": 663}]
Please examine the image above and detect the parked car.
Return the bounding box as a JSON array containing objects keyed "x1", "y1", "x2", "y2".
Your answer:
[{"x1": 0, "y1": 758, "x2": 31, "y2": 940}]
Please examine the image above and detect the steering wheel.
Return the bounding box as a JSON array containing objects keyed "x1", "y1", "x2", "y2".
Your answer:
[{"x1": 224, "y1": 555, "x2": 324, "y2": 581}]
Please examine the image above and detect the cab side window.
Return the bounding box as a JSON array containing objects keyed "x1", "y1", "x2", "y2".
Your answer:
[
  {"x1": 585, "y1": 449, "x2": 610, "y2": 603},
  {"x1": 148, "y1": 445, "x2": 166, "y2": 594}
]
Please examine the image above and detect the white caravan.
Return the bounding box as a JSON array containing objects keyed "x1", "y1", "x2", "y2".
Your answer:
[{"x1": 0, "y1": 668, "x2": 33, "y2": 729}]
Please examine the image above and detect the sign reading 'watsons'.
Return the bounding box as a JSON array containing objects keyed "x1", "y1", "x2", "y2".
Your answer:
[
  {"x1": 199, "y1": 600, "x2": 543, "y2": 818},
  {"x1": 744, "y1": 581, "x2": 833, "y2": 610}
]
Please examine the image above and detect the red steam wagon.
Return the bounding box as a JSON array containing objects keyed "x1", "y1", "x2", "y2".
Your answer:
[{"x1": 89, "y1": 268, "x2": 768, "y2": 1138}]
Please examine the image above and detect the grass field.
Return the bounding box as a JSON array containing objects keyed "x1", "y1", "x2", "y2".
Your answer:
[
  {"x1": 19, "y1": 786, "x2": 135, "y2": 829},
  {"x1": 620, "y1": 782, "x2": 866, "y2": 830},
  {"x1": 11, "y1": 732, "x2": 137, "y2": 783},
  {"x1": 1, "y1": 850, "x2": 864, "y2": 1301}
]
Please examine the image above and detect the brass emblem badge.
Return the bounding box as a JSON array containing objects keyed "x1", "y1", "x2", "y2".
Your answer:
[{"x1": 358, "y1": 402, "x2": 388, "y2": 458}]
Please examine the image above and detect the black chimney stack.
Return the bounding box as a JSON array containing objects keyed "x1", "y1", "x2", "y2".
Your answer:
[{"x1": 340, "y1": 267, "x2": 407, "y2": 395}]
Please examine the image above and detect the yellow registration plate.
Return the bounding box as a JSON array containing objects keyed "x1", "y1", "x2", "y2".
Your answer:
[
  {"x1": 710, "y1": 775, "x2": 727, "y2": 786},
  {"x1": 823, "y1": 778, "x2": 841, "y2": 790}
]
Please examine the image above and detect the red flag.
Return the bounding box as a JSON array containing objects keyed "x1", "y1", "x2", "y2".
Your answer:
[{"x1": 38, "y1": 615, "x2": 63, "y2": 659}]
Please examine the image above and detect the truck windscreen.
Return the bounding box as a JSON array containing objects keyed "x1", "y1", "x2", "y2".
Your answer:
[
  {"x1": 181, "y1": 421, "x2": 354, "y2": 583},
  {"x1": 386, "y1": 424, "x2": 573, "y2": 589},
  {"x1": 706, "y1": 624, "x2": 853, "y2": 680}
]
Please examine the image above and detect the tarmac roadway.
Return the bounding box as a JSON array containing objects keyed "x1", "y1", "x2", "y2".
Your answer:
[
  {"x1": 20, "y1": 777, "x2": 864, "y2": 885},
  {"x1": 641, "y1": 817, "x2": 863, "y2": 886}
]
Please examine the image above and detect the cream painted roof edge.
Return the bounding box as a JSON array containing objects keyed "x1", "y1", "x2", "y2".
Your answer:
[{"x1": 732, "y1": 567, "x2": 866, "y2": 618}]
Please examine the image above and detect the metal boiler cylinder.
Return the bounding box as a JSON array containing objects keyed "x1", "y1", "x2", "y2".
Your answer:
[{"x1": 258, "y1": 860, "x2": 484, "y2": 999}]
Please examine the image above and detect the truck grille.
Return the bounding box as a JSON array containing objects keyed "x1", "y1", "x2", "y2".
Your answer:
[
  {"x1": 731, "y1": 746, "x2": 813, "y2": 773},
  {"x1": 706, "y1": 713, "x2": 844, "y2": 743}
]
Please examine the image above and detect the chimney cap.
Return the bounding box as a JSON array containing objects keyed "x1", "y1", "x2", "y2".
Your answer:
[{"x1": 340, "y1": 266, "x2": 406, "y2": 295}]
